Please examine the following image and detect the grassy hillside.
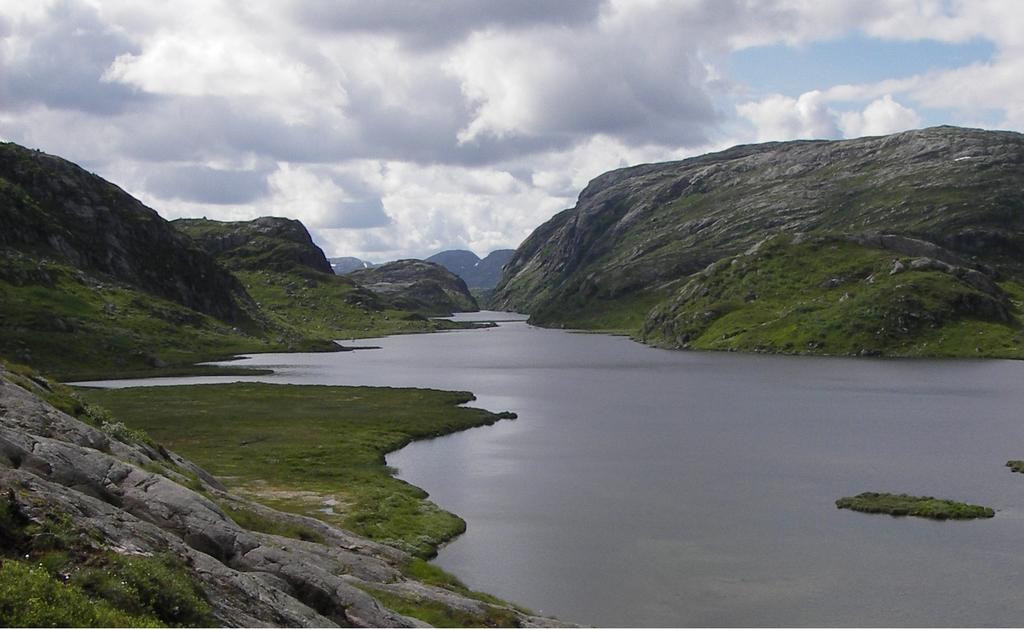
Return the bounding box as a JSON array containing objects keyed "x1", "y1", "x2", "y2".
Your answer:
[
  {"x1": 641, "y1": 235, "x2": 1024, "y2": 357},
  {"x1": 493, "y1": 126, "x2": 1024, "y2": 358},
  {"x1": 0, "y1": 148, "x2": 471, "y2": 379},
  {"x1": 0, "y1": 237, "x2": 343, "y2": 381},
  {"x1": 174, "y1": 218, "x2": 472, "y2": 339},
  {"x1": 235, "y1": 268, "x2": 470, "y2": 341},
  {"x1": 0, "y1": 250, "x2": 339, "y2": 380}
]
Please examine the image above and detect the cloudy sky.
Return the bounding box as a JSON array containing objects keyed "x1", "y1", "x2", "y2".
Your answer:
[{"x1": 1, "y1": 1, "x2": 1020, "y2": 260}]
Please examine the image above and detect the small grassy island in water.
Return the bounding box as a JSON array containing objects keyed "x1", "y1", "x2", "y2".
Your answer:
[
  {"x1": 1005, "y1": 460, "x2": 1024, "y2": 473},
  {"x1": 835, "y1": 492, "x2": 995, "y2": 520}
]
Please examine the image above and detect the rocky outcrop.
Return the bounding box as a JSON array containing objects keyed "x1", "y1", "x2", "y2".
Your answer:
[
  {"x1": 348, "y1": 260, "x2": 479, "y2": 315},
  {"x1": 0, "y1": 142, "x2": 253, "y2": 323},
  {"x1": 174, "y1": 217, "x2": 334, "y2": 275},
  {"x1": 492, "y1": 126, "x2": 1024, "y2": 327},
  {"x1": 0, "y1": 365, "x2": 564, "y2": 627}
]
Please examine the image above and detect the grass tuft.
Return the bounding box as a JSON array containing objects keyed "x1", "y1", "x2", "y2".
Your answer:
[
  {"x1": 0, "y1": 560, "x2": 160, "y2": 628},
  {"x1": 357, "y1": 585, "x2": 522, "y2": 628},
  {"x1": 220, "y1": 504, "x2": 324, "y2": 543},
  {"x1": 0, "y1": 490, "x2": 210, "y2": 627}
]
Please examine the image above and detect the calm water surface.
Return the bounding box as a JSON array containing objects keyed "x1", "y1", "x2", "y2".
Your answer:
[{"x1": 82, "y1": 313, "x2": 1024, "y2": 626}]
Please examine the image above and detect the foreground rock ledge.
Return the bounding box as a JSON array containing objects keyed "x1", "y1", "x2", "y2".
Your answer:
[{"x1": 0, "y1": 366, "x2": 565, "y2": 628}]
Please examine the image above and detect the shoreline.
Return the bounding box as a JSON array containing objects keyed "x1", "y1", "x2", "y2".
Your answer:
[{"x1": 78, "y1": 381, "x2": 517, "y2": 560}]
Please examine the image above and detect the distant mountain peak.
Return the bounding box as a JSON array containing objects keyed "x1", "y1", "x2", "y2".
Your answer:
[{"x1": 426, "y1": 248, "x2": 514, "y2": 289}]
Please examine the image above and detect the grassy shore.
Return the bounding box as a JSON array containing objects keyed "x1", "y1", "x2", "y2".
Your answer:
[
  {"x1": 79, "y1": 383, "x2": 515, "y2": 557},
  {"x1": 835, "y1": 492, "x2": 995, "y2": 520}
]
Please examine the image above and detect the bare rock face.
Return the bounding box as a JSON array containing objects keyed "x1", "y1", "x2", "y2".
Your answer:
[
  {"x1": 0, "y1": 142, "x2": 253, "y2": 323},
  {"x1": 174, "y1": 217, "x2": 335, "y2": 275},
  {"x1": 0, "y1": 366, "x2": 565, "y2": 627},
  {"x1": 348, "y1": 260, "x2": 479, "y2": 315},
  {"x1": 491, "y1": 126, "x2": 1024, "y2": 325}
]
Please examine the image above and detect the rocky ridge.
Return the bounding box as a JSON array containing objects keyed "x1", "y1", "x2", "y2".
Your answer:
[
  {"x1": 348, "y1": 260, "x2": 479, "y2": 315},
  {"x1": 174, "y1": 217, "x2": 334, "y2": 275},
  {"x1": 0, "y1": 365, "x2": 563, "y2": 627},
  {"x1": 0, "y1": 143, "x2": 253, "y2": 323},
  {"x1": 491, "y1": 126, "x2": 1024, "y2": 357}
]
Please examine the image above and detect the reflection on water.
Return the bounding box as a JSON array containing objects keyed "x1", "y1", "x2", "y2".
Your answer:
[{"x1": 80, "y1": 319, "x2": 1024, "y2": 627}]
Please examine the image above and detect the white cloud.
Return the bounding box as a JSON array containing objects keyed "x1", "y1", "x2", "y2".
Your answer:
[
  {"x1": 736, "y1": 91, "x2": 840, "y2": 141},
  {"x1": 738, "y1": 91, "x2": 922, "y2": 142},
  {"x1": 2, "y1": 0, "x2": 1023, "y2": 261},
  {"x1": 447, "y1": 3, "x2": 721, "y2": 147},
  {"x1": 839, "y1": 94, "x2": 921, "y2": 137}
]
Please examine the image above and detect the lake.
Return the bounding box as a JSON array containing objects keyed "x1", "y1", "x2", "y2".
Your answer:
[{"x1": 80, "y1": 313, "x2": 1024, "y2": 626}]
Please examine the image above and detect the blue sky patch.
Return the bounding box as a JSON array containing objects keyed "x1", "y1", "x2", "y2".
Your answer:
[{"x1": 730, "y1": 34, "x2": 996, "y2": 98}]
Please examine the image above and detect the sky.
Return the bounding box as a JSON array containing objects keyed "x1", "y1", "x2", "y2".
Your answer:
[{"x1": 1, "y1": 1, "x2": 1021, "y2": 261}]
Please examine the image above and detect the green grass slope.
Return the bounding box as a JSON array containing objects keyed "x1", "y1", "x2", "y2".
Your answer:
[
  {"x1": 0, "y1": 251, "x2": 336, "y2": 380},
  {"x1": 235, "y1": 268, "x2": 470, "y2": 340},
  {"x1": 641, "y1": 235, "x2": 1024, "y2": 357}
]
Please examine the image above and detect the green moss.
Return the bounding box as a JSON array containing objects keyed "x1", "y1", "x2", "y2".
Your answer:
[
  {"x1": 0, "y1": 491, "x2": 28, "y2": 552},
  {"x1": 0, "y1": 491, "x2": 210, "y2": 627},
  {"x1": 532, "y1": 290, "x2": 669, "y2": 333},
  {"x1": 79, "y1": 383, "x2": 513, "y2": 557},
  {"x1": 835, "y1": 492, "x2": 995, "y2": 520},
  {"x1": 0, "y1": 560, "x2": 159, "y2": 628},
  {"x1": 69, "y1": 553, "x2": 210, "y2": 627},
  {"x1": 357, "y1": 585, "x2": 522, "y2": 628},
  {"x1": 1005, "y1": 460, "x2": 1024, "y2": 474},
  {"x1": 401, "y1": 559, "x2": 529, "y2": 611},
  {"x1": 220, "y1": 504, "x2": 324, "y2": 543},
  {"x1": 642, "y1": 236, "x2": 1024, "y2": 358}
]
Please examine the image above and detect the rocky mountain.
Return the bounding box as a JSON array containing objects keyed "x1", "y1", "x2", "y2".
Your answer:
[
  {"x1": 174, "y1": 217, "x2": 333, "y2": 275},
  {"x1": 492, "y1": 126, "x2": 1024, "y2": 357},
  {"x1": 0, "y1": 364, "x2": 561, "y2": 627},
  {"x1": 0, "y1": 142, "x2": 457, "y2": 379},
  {"x1": 0, "y1": 143, "x2": 337, "y2": 378},
  {"x1": 330, "y1": 256, "x2": 376, "y2": 274},
  {"x1": 348, "y1": 260, "x2": 479, "y2": 315},
  {"x1": 426, "y1": 249, "x2": 515, "y2": 289},
  {"x1": 0, "y1": 142, "x2": 252, "y2": 323},
  {"x1": 172, "y1": 218, "x2": 472, "y2": 341}
]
